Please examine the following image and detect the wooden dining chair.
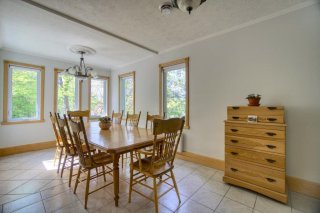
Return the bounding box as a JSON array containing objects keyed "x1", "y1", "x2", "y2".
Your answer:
[
  {"x1": 50, "y1": 112, "x2": 65, "y2": 174},
  {"x1": 69, "y1": 116, "x2": 114, "y2": 209},
  {"x1": 146, "y1": 112, "x2": 166, "y2": 129},
  {"x1": 111, "y1": 110, "x2": 124, "y2": 124},
  {"x1": 125, "y1": 111, "x2": 141, "y2": 127},
  {"x1": 67, "y1": 110, "x2": 90, "y2": 122},
  {"x1": 128, "y1": 118, "x2": 185, "y2": 213}
]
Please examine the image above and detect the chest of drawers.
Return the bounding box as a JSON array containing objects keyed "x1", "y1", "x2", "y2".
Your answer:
[{"x1": 223, "y1": 106, "x2": 288, "y2": 203}]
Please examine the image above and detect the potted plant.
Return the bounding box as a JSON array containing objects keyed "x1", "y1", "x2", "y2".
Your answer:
[
  {"x1": 246, "y1": 94, "x2": 261, "y2": 106},
  {"x1": 99, "y1": 116, "x2": 112, "y2": 130}
]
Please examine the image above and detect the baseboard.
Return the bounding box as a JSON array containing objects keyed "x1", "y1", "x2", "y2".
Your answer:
[
  {"x1": 286, "y1": 176, "x2": 320, "y2": 199},
  {"x1": 176, "y1": 151, "x2": 225, "y2": 170},
  {"x1": 0, "y1": 141, "x2": 56, "y2": 157},
  {"x1": 176, "y1": 151, "x2": 320, "y2": 199}
]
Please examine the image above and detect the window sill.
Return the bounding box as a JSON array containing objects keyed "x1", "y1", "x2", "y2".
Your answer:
[{"x1": 1, "y1": 119, "x2": 45, "y2": 125}]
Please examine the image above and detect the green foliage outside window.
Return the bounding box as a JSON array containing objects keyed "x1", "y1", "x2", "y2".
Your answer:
[
  {"x1": 11, "y1": 69, "x2": 38, "y2": 119},
  {"x1": 91, "y1": 79, "x2": 106, "y2": 117},
  {"x1": 165, "y1": 68, "x2": 186, "y2": 119},
  {"x1": 125, "y1": 78, "x2": 134, "y2": 113},
  {"x1": 57, "y1": 73, "x2": 77, "y2": 114}
]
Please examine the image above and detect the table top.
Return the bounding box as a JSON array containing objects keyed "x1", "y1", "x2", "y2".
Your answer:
[{"x1": 86, "y1": 121, "x2": 155, "y2": 154}]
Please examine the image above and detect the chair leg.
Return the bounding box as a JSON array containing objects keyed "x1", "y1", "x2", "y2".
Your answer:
[
  {"x1": 57, "y1": 148, "x2": 63, "y2": 173},
  {"x1": 53, "y1": 147, "x2": 58, "y2": 165},
  {"x1": 102, "y1": 165, "x2": 106, "y2": 182},
  {"x1": 68, "y1": 156, "x2": 74, "y2": 187},
  {"x1": 74, "y1": 166, "x2": 82, "y2": 194},
  {"x1": 153, "y1": 177, "x2": 159, "y2": 213},
  {"x1": 128, "y1": 166, "x2": 134, "y2": 203},
  {"x1": 84, "y1": 169, "x2": 91, "y2": 209},
  {"x1": 170, "y1": 169, "x2": 181, "y2": 202},
  {"x1": 121, "y1": 154, "x2": 124, "y2": 168},
  {"x1": 61, "y1": 154, "x2": 67, "y2": 178}
]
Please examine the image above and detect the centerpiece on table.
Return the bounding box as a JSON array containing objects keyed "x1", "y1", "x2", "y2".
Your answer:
[
  {"x1": 99, "y1": 116, "x2": 112, "y2": 130},
  {"x1": 246, "y1": 94, "x2": 261, "y2": 106}
]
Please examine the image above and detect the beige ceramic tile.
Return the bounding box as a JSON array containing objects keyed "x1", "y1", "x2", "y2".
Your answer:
[
  {"x1": 254, "y1": 195, "x2": 291, "y2": 213},
  {"x1": 191, "y1": 188, "x2": 223, "y2": 210},
  {"x1": 216, "y1": 197, "x2": 253, "y2": 213},
  {"x1": 0, "y1": 194, "x2": 28, "y2": 206},
  {"x1": 40, "y1": 182, "x2": 70, "y2": 200},
  {"x1": 176, "y1": 199, "x2": 213, "y2": 213},
  {"x1": 0, "y1": 170, "x2": 22, "y2": 180},
  {"x1": 8, "y1": 179, "x2": 52, "y2": 194},
  {"x1": 159, "y1": 189, "x2": 188, "y2": 212},
  {"x1": 11, "y1": 170, "x2": 43, "y2": 180},
  {"x1": 135, "y1": 202, "x2": 173, "y2": 213},
  {"x1": 0, "y1": 180, "x2": 27, "y2": 194},
  {"x1": 12, "y1": 201, "x2": 45, "y2": 213},
  {"x1": 225, "y1": 186, "x2": 257, "y2": 208},
  {"x1": 210, "y1": 170, "x2": 224, "y2": 183},
  {"x1": 55, "y1": 200, "x2": 88, "y2": 213},
  {"x1": 2, "y1": 193, "x2": 42, "y2": 213},
  {"x1": 43, "y1": 190, "x2": 78, "y2": 212},
  {"x1": 202, "y1": 179, "x2": 230, "y2": 196}
]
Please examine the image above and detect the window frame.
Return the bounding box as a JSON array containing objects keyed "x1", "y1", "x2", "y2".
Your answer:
[
  {"x1": 159, "y1": 57, "x2": 190, "y2": 128},
  {"x1": 118, "y1": 71, "x2": 135, "y2": 114},
  {"x1": 2, "y1": 60, "x2": 45, "y2": 125},
  {"x1": 53, "y1": 68, "x2": 82, "y2": 113},
  {"x1": 88, "y1": 76, "x2": 110, "y2": 119}
]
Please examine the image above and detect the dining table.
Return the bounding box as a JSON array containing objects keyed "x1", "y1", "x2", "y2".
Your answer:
[{"x1": 85, "y1": 121, "x2": 156, "y2": 206}]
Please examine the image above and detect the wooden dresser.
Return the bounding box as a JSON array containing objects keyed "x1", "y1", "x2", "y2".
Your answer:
[{"x1": 223, "y1": 106, "x2": 287, "y2": 203}]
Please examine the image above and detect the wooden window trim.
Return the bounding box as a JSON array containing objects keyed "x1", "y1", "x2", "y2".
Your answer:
[
  {"x1": 2, "y1": 60, "x2": 45, "y2": 125},
  {"x1": 159, "y1": 57, "x2": 190, "y2": 129},
  {"x1": 53, "y1": 68, "x2": 82, "y2": 113},
  {"x1": 88, "y1": 76, "x2": 110, "y2": 119},
  {"x1": 118, "y1": 71, "x2": 136, "y2": 114}
]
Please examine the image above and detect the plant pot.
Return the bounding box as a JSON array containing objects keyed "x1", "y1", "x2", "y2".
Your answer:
[
  {"x1": 99, "y1": 122, "x2": 111, "y2": 130},
  {"x1": 247, "y1": 98, "x2": 261, "y2": 106}
]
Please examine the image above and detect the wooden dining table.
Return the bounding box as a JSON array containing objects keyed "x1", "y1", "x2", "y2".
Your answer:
[{"x1": 85, "y1": 121, "x2": 156, "y2": 206}]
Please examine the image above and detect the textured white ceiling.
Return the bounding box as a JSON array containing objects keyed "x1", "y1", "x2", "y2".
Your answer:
[{"x1": 0, "y1": 0, "x2": 314, "y2": 69}]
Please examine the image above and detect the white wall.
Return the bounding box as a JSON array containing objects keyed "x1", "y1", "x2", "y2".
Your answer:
[
  {"x1": 0, "y1": 50, "x2": 110, "y2": 148},
  {"x1": 111, "y1": 4, "x2": 320, "y2": 183}
]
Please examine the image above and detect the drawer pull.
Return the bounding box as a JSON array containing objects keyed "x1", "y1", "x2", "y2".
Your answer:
[
  {"x1": 231, "y1": 168, "x2": 238, "y2": 172},
  {"x1": 266, "y1": 144, "x2": 276, "y2": 149},
  {"x1": 232, "y1": 116, "x2": 240, "y2": 120},
  {"x1": 266, "y1": 159, "x2": 276, "y2": 163},
  {"x1": 266, "y1": 132, "x2": 276, "y2": 136},
  {"x1": 232, "y1": 107, "x2": 240, "y2": 110},
  {"x1": 231, "y1": 140, "x2": 238, "y2": 143},
  {"x1": 267, "y1": 107, "x2": 277, "y2": 110},
  {"x1": 266, "y1": 178, "x2": 276, "y2": 183},
  {"x1": 231, "y1": 152, "x2": 238, "y2": 155},
  {"x1": 267, "y1": 118, "x2": 277, "y2": 122},
  {"x1": 231, "y1": 129, "x2": 239, "y2": 132}
]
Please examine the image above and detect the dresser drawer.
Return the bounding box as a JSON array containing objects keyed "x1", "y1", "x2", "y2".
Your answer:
[
  {"x1": 228, "y1": 106, "x2": 284, "y2": 116},
  {"x1": 225, "y1": 158, "x2": 285, "y2": 193},
  {"x1": 225, "y1": 135, "x2": 285, "y2": 154},
  {"x1": 225, "y1": 145, "x2": 285, "y2": 169},
  {"x1": 225, "y1": 125, "x2": 285, "y2": 140},
  {"x1": 227, "y1": 114, "x2": 284, "y2": 124}
]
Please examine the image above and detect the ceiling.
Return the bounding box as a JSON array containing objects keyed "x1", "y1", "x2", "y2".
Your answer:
[{"x1": 0, "y1": 0, "x2": 313, "y2": 69}]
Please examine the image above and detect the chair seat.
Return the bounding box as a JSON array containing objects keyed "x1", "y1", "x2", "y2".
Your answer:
[
  {"x1": 83, "y1": 152, "x2": 113, "y2": 168},
  {"x1": 132, "y1": 156, "x2": 173, "y2": 177},
  {"x1": 69, "y1": 144, "x2": 96, "y2": 155}
]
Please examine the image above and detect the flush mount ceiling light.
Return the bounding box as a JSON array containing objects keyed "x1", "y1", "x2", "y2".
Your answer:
[
  {"x1": 160, "y1": 0, "x2": 207, "y2": 15},
  {"x1": 65, "y1": 45, "x2": 98, "y2": 80}
]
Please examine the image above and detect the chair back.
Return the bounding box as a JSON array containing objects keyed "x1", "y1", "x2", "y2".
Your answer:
[
  {"x1": 125, "y1": 111, "x2": 141, "y2": 127},
  {"x1": 111, "y1": 110, "x2": 123, "y2": 124},
  {"x1": 55, "y1": 113, "x2": 76, "y2": 155},
  {"x1": 67, "y1": 110, "x2": 90, "y2": 122},
  {"x1": 68, "y1": 116, "x2": 94, "y2": 168},
  {"x1": 49, "y1": 112, "x2": 63, "y2": 148},
  {"x1": 151, "y1": 118, "x2": 185, "y2": 170},
  {"x1": 145, "y1": 112, "x2": 166, "y2": 129}
]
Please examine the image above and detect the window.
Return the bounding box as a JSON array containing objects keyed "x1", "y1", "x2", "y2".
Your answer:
[
  {"x1": 118, "y1": 71, "x2": 135, "y2": 114},
  {"x1": 159, "y1": 57, "x2": 189, "y2": 128},
  {"x1": 89, "y1": 77, "x2": 109, "y2": 118},
  {"x1": 54, "y1": 68, "x2": 81, "y2": 114},
  {"x1": 2, "y1": 60, "x2": 45, "y2": 124}
]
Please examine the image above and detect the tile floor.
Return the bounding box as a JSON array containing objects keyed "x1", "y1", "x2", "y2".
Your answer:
[{"x1": 0, "y1": 148, "x2": 319, "y2": 213}]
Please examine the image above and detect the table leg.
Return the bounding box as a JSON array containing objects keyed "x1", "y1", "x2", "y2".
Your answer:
[{"x1": 113, "y1": 153, "x2": 120, "y2": 206}]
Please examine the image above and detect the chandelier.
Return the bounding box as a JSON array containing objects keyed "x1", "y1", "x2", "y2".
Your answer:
[
  {"x1": 160, "y1": 0, "x2": 206, "y2": 15},
  {"x1": 65, "y1": 45, "x2": 98, "y2": 79}
]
